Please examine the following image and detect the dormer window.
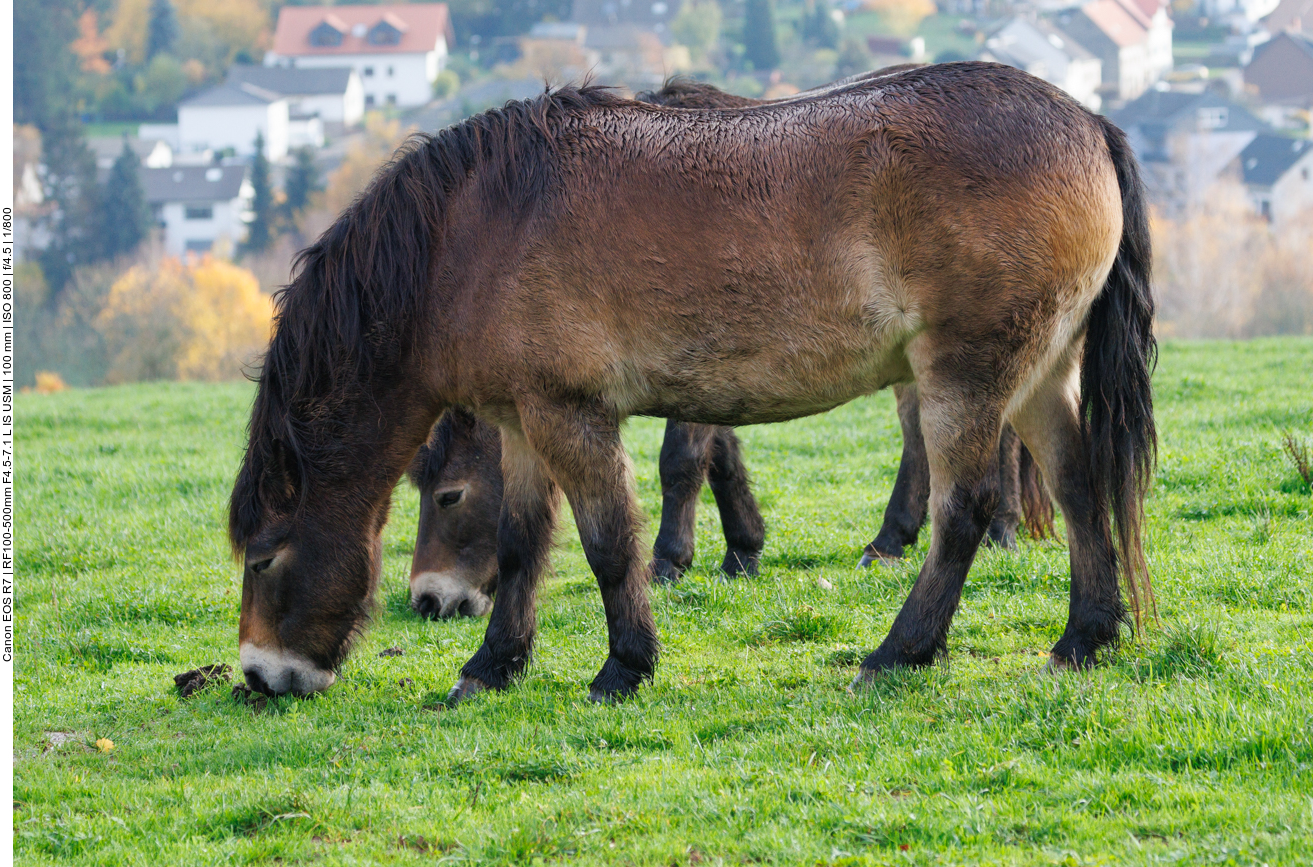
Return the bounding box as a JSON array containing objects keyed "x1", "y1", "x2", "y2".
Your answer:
[
  {"x1": 309, "y1": 20, "x2": 344, "y2": 47},
  {"x1": 367, "y1": 19, "x2": 405, "y2": 45},
  {"x1": 1196, "y1": 107, "x2": 1228, "y2": 130}
]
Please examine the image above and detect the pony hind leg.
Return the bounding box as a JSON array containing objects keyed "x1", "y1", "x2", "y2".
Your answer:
[
  {"x1": 1010, "y1": 364, "x2": 1125, "y2": 667},
  {"x1": 650, "y1": 421, "x2": 716, "y2": 583},
  {"x1": 855, "y1": 382, "x2": 1005, "y2": 681},
  {"x1": 522, "y1": 402, "x2": 660, "y2": 701},
  {"x1": 985, "y1": 425, "x2": 1024, "y2": 550},
  {"x1": 450, "y1": 427, "x2": 560, "y2": 702},
  {"x1": 707, "y1": 427, "x2": 765, "y2": 577},
  {"x1": 862, "y1": 385, "x2": 931, "y2": 564}
]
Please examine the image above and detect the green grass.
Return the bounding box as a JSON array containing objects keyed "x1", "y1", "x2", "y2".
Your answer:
[{"x1": 15, "y1": 339, "x2": 1313, "y2": 865}]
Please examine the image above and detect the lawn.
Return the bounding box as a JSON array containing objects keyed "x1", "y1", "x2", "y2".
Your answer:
[{"x1": 13, "y1": 338, "x2": 1313, "y2": 866}]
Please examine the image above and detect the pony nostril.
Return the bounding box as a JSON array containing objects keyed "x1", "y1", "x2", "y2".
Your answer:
[
  {"x1": 413, "y1": 595, "x2": 437, "y2": 619},
  {"x1": 245, "y1": 669, "x2": 274, "y2": 695}
]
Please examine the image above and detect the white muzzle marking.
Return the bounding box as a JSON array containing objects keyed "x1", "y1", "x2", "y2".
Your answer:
[
  {"x1": 410, "y1": 570, "x2": 492, "y2": 618},
  {"x1": 239, "y1": 643, "x2": 337, "y2": 695}
]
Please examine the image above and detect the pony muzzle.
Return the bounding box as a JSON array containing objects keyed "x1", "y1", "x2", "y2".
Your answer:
[{"x1": 239, "y1": 643, "x2": 337, "y2": 696}]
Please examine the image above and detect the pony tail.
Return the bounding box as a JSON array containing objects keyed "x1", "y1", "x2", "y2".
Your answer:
[
  {"x1": 1082, "y1": 117, "x2": 1159, "y2": 627},
  {"x1": 1018, "y1": 445, "x2": 1056, "y2": 540}
]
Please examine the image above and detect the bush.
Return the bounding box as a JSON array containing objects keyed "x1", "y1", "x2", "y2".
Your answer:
[{"x1": 95, "y1": 256, "x2": 271, "y2": 383}]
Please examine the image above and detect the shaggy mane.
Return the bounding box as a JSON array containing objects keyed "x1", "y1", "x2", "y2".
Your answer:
[{"x1": 229, "y1": 85, "x2": 628, "y2": 552}]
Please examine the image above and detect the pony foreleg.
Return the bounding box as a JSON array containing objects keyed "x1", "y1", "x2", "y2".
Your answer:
[
  {"x1": 450, "y1": 428, "x2": 560, "y2": 702},
  {"x1": 855, "y1": 390, "x2": 1003, "y2": 682},
  {"x1": 526, "y1": 404, "x2": 659, "y2": 701},
  {"x1": 707, "y1": 427, "x2": 765, "y2": 577},
  {"x1": 862, "y1": 384, "x2": 931, "y2": 564},
  {"x1": 650, "y1": 421, "x2": 716, "y2": 583},
  {"x1": 1010, "y1": 366, "x2": 1125, "y2": 668}
]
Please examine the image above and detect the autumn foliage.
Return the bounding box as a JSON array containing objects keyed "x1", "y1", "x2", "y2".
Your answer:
[{"x1": 96, "y1": 256, "x2": 272, "y2": 383}]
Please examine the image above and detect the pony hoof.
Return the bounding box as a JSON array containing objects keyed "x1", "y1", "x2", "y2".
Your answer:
[
  {"x1": 588, "y1": 687, "x2": 620, "y2": 704},
  {"x1": 857, "y1": 548, "x2": 899, "y2": 568},
  {"x1": 849, "y1": 667, "x2": 886, "y2": 691},
  {"x1": 445, "y1": 676, "x2": 489, "y2": 705},
  {"x1": 1046, "y1": 652, "x2": 1094, "y2": 673},
  {"x1": 721, "y1": 550, "x2": 761, "y2": 578},
  {"x1": 648, "y1": 559, "x2": 684, "y2": 585}
]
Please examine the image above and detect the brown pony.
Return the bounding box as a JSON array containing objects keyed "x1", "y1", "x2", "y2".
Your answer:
[
  {"x1": 404, "y1": 75, "x2": 1055, "y2": 621},
  {"x1": 230, "y1": 63, "x2": 1156, "y2": 701}
]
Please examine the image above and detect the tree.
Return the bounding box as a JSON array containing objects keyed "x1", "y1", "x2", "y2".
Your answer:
[
  {"x1": 673, "y1": 0, "x2": 723, "y2": 61},
  {"x1": 101, "y1": 139, "x2": 153, "y2": 261},
  {"x1": 147, "y1": 0, "x2": 179, "y2": 60},
  {"x1": 16, "y1": 0, "x2": 104, "y2": 296},
  {"x1": 282, "y1": 147, "x2": 321, "y2": 223},
  {"x1": 743, "y1": 0, "x2": 781, "y2": 71},
  {"x1": 801, "y1": 0, "x2": 839, "y2": 49},
  {"x1": 244, "y1": 132, "x2": 275, "y2": 254}
]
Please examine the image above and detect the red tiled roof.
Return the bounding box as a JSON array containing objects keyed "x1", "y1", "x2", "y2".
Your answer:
[
  {"x1": 272, "y1": 4, "x2": 451, "y2": 57},
  {"x1": 1082, "y1": 0, "x2": 1149, "y2": 47},
  {"x1": 1119, "y1": 0, "x2": 1163, "y2": 26}
]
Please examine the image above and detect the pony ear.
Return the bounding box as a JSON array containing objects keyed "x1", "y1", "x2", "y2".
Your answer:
[{"x1": 271, "y1": 438, "x2": 301, "y2": 502}]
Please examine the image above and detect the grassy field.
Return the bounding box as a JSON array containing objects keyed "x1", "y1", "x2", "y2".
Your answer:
[{"x1": 14, "y1": 339, "x2": 1313, "y2": 865}]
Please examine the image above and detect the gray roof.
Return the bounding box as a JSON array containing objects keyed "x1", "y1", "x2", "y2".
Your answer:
[
  {"x1": 226, "y1": 65, "x2": 356, "y2": 97},
  {"x1": 982, "y1": 17, "x2": 1096, "y2": 76},
  {"x1": 180, "y1": 82, "x2": 283, "y2": 108},
  {"x1": 1240, "y1": 133, "x2": 1313, "y2": 186},
  {"x1": 1112, "y1": 90, "x2": 1264, "y2": 132},
  {"x1": 140, "y1": 165, "x2": 246, "y2": 204},
  {"x1": 87, "y1": 136, "x2": 163, "y2": 164}
]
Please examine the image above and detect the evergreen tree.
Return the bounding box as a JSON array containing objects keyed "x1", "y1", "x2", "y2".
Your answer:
[
  {"x1": 801, "y1": 0, "x2": 839, "y2": 49},
  {"x1": 743, "y1": 0, "x2": 781, "y2": 71},
  {"x1": 101, "y1": 139, "x2": 152, "y2": 260},
  {"x1": 16, "y1": 0, "x2": 103, "y2": 296},
  {"x1": 282, "y1": 147, "x2": 321, "y2": 221},
  {"x1": 244, "y1": 133, "x2": 275, "y2": 254},
  {"x1": 147, "y1": 0, "x2": 179, "y2": 60}
]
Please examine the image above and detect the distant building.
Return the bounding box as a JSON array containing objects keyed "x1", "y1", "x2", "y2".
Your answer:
[
  {"x1": 178, "y1": 83, "x2": 290, "y2": 161},
  {"x1": 1263, "y1": 0, "x2": 1313, "y2": 32},
  {"x1": 1201, "y1": 0, "x2": 1281, "y2": 23},
  {"x1": 227, "y1": 65, "x2": 366, "y2": 131},
  {"x1": 1237, "y1": 133, "x2": 1313, "y2": 221},
  {"x1": 1056, "y1": 0, "x2": 1172, "y2": 102},
  {"x1": 980, "y1": 17, "x2": 1103, "y2": 110},
  {"x1": 141, "y1": 165, "x2": 252, "y2": 256},
  {"x1": 264, "y1": 4, "x2": 453, "y2": 109},
  {"x1": 571, "y1": 0, "x2": 683, "y2": 38},
  {"x1": 1244, "y1": 31, "x2": 1313, "y2": 110},
  {"x1": 87, "y1": 136, "x2": 173, "y2": 170},
  {"x1": 1113, "y1": 90, "x2": 1265, "y2": 215}
]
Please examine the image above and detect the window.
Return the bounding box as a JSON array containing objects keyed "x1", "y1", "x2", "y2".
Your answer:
[
  {"x1": 365, "y1": 94, "x2": 376, "y2": 107},
  {"x1": 363, "y1": 66, "x2": 374, "y2": 77},
  {"x1": 367, "y1": 20, "x2": 404, "y2": 46},
  {"x1": 309, "y1": 21, "x2": 343, "y2": 47},
  {"x1": 386, "y1": 65, "x2": 394, "y2": 77},
  {"x1": 185, "y1": 239, "x2": 213, "y2": 253},
  {"x1": 185, "y1": 205, "x2": 213, "y2": 220},
  {"x1": 1196, "y1": 107, "x2": 1228, "y2": 130},
  {"x1": 386, "y1": 93, "x2": 397, "y2": 106},
  {"x1": 1303, "y1": 168, "x2": 1310, "y2": 182}
]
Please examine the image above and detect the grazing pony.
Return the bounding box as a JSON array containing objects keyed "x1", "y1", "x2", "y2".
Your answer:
[
  {"x1": 230, "y1": 63, "x2": 1155, "y2": 702},
  {"x1": 404, "y1": 74, "x2": 1055, "y2": 622}
]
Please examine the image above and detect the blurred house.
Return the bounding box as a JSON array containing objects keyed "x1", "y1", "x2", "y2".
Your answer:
[
  {"x1": 1201, "y1": 0, "x2": 1281, "y2": 23},
  {"x1": 980, "y1": 17, "x2": 1103, "y2": 110},
  {"x1": 1113, "y1": 90, "x2": 1265, "y2": 215},
  {"x1": 514, "y1": 20, "x2": 684, "y2": 88},
  {"x1": 1237, "y1": 133, "x2": 1313, "y2": 221},
  {"x1": 1244, "y1": 30, "x2": 1313, "y2": 118},
  {"x1": 1056, "y1": 0, "x2": 1172, "y2": 102},
  {"x1": 572, "y1": 0, "x2": 683, "y2": 38},
  {"x1": 178, "y1": 83, "x2": 290, "y2": 161},
  {"x1": 141, "y1": 166, "x2": 252, "y2": 256},
  {"x1": 1263, "y1": 0, "x2": 1313, "y2": 31},
  {"x1": 567, "y1": 0, "x2": 690, "y2": 86},
  {"x1": 87, "y1": 136, "x2": 173, "y2": 170},
  {"x1": 264, "y1": 4, "x2": 454, "y2": 109},
  {"x1": 227, "y1": 66, "x2": 366, "y2": 136}
]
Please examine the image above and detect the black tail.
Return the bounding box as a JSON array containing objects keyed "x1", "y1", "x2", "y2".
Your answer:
[{"x1": 1084, "y1": 118, "x2": 1158, "y2": 626}]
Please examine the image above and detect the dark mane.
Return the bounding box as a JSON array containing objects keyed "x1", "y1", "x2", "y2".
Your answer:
[
  {"x1": 637, "y1": 77, "x2": 762, "y2": 108},
  {"x1": 229, "y1": 85, "x2": 629, "y2": 552}
]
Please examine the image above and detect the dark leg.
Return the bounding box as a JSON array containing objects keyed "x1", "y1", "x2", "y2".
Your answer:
[
  {"x1": 450, "y1": 428, "x2": 559, "y2": 701},
  {"x1": 528, "y1": 403, "x2": 660, "y2": 701},
  {"x1": 985, "y1": 425, "x2": 1023, "y2": 550},
  {"x1": 861, "y1": 384, "x2": 931, "y2": 565},
  {"x1": 855, "y1": 386, "x2": 1003, "y2": 681},
  {"x1": 707, "y1": 427, "x2": 765, "y2": 577},
  {"x1": 1011, "y1": 365, "x2": 1125, "y2": 668},
  {"x1": 650, "y1": 421, "x2": 716, "y2": 583}
]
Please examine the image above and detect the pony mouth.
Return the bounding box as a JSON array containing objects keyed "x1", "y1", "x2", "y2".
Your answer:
[{"x1": 239, "y1": 643, "x2": 338, "y2": 695}]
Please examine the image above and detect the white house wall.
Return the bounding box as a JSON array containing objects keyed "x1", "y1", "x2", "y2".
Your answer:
[
  {"x1": 266, "y1": 52, "x2": 441, "y2": 108},
  {"x1": 178, "y1": 102, "x2": 290, "y2": 160},
  {"x1": 160, "y1": 198, "x2": 247, "y2": 256},
  {"x1": 1269, "y1": 151, "x2": 1313, "y2": 224}
]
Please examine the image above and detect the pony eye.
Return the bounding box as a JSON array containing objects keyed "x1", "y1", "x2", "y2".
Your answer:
[
  {"x1": 250, "y1": 557, "x2": 275, "y2": 574},
  {"x1": 437, "y1": 489, "x2": 464, "y2": 508}
]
